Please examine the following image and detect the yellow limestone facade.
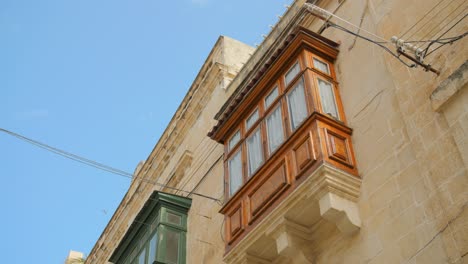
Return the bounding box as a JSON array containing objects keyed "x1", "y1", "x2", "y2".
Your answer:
[{"x1": 87, "y1": 0, "x2": 468, "y2": 263}]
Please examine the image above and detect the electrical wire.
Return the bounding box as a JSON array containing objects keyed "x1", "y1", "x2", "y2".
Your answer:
[
  {"x1": 425, "y1": 32, "x2": 467, "y2": 57},
  {"x1": 0, "y1": 127, "x2": 221, "y2": 203},
  {"x1": 306, "y1": 4, "x2": 389, "y2": 43},
  {"x1": 405, "y1": 0, "x2": 458, "y2": 41},
  {"x1": 315, "y1": 3, "x2": 466, "y2": 70},
  {"x1": 326, "y1": 23, "x2": 416, "y2": 68},
  {"x1": 424, "y1": 12, "x2": 468, "y2": 57},
  {"x1": 417, "y1": 1, "x2": 466, "y2": 45},
  {"x1": 403, "y1": 34, "x2": 467, "y2": 43},
  {"x1": 400, "y1": 0, "x2": 451, "y2": 39}
]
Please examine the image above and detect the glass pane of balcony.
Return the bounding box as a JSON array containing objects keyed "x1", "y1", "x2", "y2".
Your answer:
[
  {"x1": 229, "y1": 149, "x2": 242, "y2": 195},
  {"x1": 167, "y1": 212, "x2": 182, "y2": 226},
  {"x1": 228, "y1": 130, "x2": 241, "y2": 152},
  {"x1": 148, "y1": 232, "x2": 158, "y2": 264},
  {"x1": 246, "y1": 109, "x2": 259, "y2": 130},
  {"x1": 313, "y1": 58, "x2": 330, "y2": 74},
  {"x1": 247, "y1": 128, "x2": 264, "y2": 176},
  {"x1": 138, "y1": 248, "x2": 146, "y2": 264},
  {"x1": 166, "y1": 229, "x2": 180, "y2": 264},
  {"x1": 266, "y1": 104, "x2": 284, "y2": 154},
  {"x1": 285, "y1": 62, "x2": 300, "y2": 86},
  {"x1": 318, "y1": 79, "x2": 339, "y2": 120},
  {"x1": 287, "y1": 79, "x2": 308, "y2": 130},
  {"x1": 265, "y1": 86, "x2": 279, "y2": 108}
]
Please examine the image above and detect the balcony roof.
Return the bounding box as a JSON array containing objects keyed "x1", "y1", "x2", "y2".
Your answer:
[{"x1": 208, "y1": 26, "x2": 339, "y2": 142}]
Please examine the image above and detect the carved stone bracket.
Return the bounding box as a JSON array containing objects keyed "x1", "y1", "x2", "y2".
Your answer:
[
  {"x1": 319, "y1": 192, "x2": 361, "y2": 234},
  {"x1": 265, "y1": 218, "x2": 314, "y2": 263}
]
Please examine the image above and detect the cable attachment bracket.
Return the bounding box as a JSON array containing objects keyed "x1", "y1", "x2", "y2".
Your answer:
[
  {"x1": 391, "y1": 36, "x2": 425, "y2": 63},
  {"x1": 396, "y1": 48, "x2": 440, "y2": 75}
]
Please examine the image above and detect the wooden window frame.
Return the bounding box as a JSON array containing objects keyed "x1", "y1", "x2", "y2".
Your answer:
[
  {"x1": 227, "y1": 129, "x2": 241, "y2": 153},
  {"x1": 316, "y1": 77, "x2": 341, "y2": 120},
  {"x1": 227, "y1": 146, "x2": 243, "y2": 196},
  {"x1": 264, "y1": 84, "x2": 280, "y2": 110},
  {"x1": 312, "y1": 56, "x2": 331, "y2": 76},
  {"x1": 245, "y1": 125, "x2": 265, "y2": 177},
  {"x1": 245, "y1": 107, "x2": 260, "y2": 132},
  {"x1": 222, "y1": 49, "x2": 347, "y2": 199},
  {"x1": 265, "y1": 102, "x2": 286, "y2": 156},
  {"x1": 285, "y1": 76, "x2": 311, "y2": 132}
]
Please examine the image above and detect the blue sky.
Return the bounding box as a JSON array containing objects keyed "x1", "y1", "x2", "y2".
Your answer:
[{"x1": 0, "y1": 0, "x2": 292, "y2": 263}]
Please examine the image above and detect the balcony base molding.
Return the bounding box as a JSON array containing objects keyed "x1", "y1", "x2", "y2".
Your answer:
[
  {"x1": 319, "y1": 192, "x2": 361, "y2": 234},
  {"x1": 224, "y1": 164, "x2": 362, "y2": 264}
]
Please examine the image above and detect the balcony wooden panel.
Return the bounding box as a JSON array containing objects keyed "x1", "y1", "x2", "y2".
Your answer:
[
  {"x1": 248, "y1": 158, "x2": 290, "y2": 223},
  {"x1": 220, "y1": 114, "x2": 359, "y2": 252},
  {"x1": 227, "y1": 204, "x2": 244, "y2": 245},
  {"x1": 292, "y1": 131, "x2": 317, "y2": 179},
  {"x1": 317, "y1": 119, "x2": 358, "y2": 176}
]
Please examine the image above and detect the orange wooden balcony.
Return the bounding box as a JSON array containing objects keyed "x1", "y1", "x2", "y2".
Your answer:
[{"x1": 220, "y1": 112, "x2": 360, "y2": 253}]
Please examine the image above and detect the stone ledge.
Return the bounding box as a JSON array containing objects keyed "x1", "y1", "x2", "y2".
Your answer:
[
  {"x1": 431, "y1": 60, "x2": 468, "y2": 111},
  {"x1": 224, "y1": 164, "x2": 362, "y2": 264}
]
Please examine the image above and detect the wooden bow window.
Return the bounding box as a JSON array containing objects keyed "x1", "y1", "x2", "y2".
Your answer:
[
  {"x1": 210, "y1": 29, "x2": 359, "y2": 250},
  {"x1": 225, "y1": 49, "x2": 348, "y2": 198}
]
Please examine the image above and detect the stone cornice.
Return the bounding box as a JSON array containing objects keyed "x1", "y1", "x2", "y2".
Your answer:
[{"x1": 431, "y1": 60, "x2": 468, "y2": 111}]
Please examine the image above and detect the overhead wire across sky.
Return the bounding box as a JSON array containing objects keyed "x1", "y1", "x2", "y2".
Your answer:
[{"x1": 0, "y1": 127, "x2": 221, "y2": 203}]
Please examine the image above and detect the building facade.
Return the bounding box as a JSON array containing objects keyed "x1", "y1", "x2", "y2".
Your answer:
[
  {"x1": 87, "y1": 0, "x2": 468, "y2": 263},
  {"x1": 65, "y1": 250, "x2": 85, "y2": 264}
]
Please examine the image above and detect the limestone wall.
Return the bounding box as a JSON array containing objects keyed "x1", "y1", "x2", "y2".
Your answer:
[{"x1": 302, "y1": 0, "x2": 468, "y2": 263}]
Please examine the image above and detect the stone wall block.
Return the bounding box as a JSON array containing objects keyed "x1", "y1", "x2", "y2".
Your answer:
[
  {"x1": 397, "y1": 144, "x2": 417, "y2": 171},
  {"x1": 368, "y1": 178, "x2": 399, "y2": 212},
  {"x1": 412, "y1": 103, "x2": 436, "y2": 129},
  {"x1": 422, "y1": 193, "x2": 445, "y2": 222},
  {"x1": 420, "y1": 120, "x2": 443, "y2": 146},
  {"x1": 362, "y1": 156, "x2": 399, "y2": 197},
  {"x1": 388, "y1": 189, "x2": 414, "y2": 219},
  {"x1": 378, "y1": 205, "x2": 425, "y2": 245},
  {"x1": 398, "y1": 225, "x2": 427, "y2": 261},
  {"x1": 447, "y1": 170, "x2": 468, "y2": 204},
  {"x1": 396, "y1": 162, "x2": 423, "y2": 191},
  {"x1": 440, "y1": 227, "x2": 462, "y2": 263},
  {"x1": 367, "y1": 242, "x2": 403, "y2": 264},
  {"x1": 414, "y1": 236, "x2": 449, "y2": 264},
  {"x1": 450, "y1": 204, "x2": 468, "y2": 258}
]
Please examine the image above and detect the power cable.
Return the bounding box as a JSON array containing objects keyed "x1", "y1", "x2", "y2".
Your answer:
[
  {"x1": 309, "y1": 4, "x2": 465, "y2": 74},
  {"x1": 403, "y1": 34, "x2": 467, "y2": 43},
  {"x1": 0, "y1": 127, "x2": 221, "y2": 203},
  {"x1": 305, "y1": 4, "x2": 389, "y2": 43},
  {"x1": 400, "y1": 0, "x2": 451, "y2": 39},
  {"x1": 425, "y1": 32, "x2": 467, "y2": 57},
  {"x1": 417, "y1": 1, "x2": 466, "y2": 44},
  {"x1": 405, "y1": 0, "x2": 458, "y2": 41},
  {"x1": 424, "y1": 13, "x2": 468, "y2": 58},
  {"x1": 326, "y1": 23, "x2": 416, "y2": 68}
]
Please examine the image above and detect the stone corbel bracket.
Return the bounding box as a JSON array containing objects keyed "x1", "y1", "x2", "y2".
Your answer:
[{"x1": 224, "y1": 164, "x2": 362, "y2": 264}]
